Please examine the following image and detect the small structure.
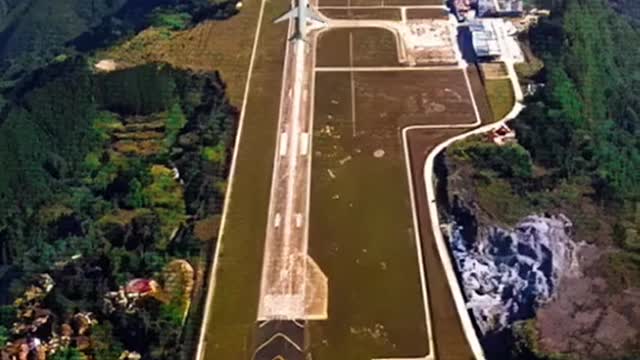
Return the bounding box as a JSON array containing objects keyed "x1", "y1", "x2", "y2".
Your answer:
[
  {"x1": 453, "y1": 0, "x2": 475, "y2": 20},
  {"x1": 125, "y1": 279, "x2": 159, "y2": 296},
  {"x1": 469, "y1": 20, "x2": 501, "y2": 59},
  {"x1": 477, "y1": 0, "x2": 523, "y2": 17},
  {"x1": 488, "y1": 124, "x2": 516, "y2": 145}
]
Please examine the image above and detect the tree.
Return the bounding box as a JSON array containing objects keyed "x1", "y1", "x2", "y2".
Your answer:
[{"x1": 50, "y1": 347, "x2": 85, "y2": 360}]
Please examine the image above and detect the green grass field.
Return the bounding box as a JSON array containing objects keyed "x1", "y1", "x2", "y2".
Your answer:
[{"x1": 484, "y1": 78, "x2": 515, "y2": 120}]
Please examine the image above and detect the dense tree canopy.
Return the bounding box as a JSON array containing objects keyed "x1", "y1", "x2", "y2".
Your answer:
[{"x1": 515, "y1": 0, "x2": 640, "y2": 201}]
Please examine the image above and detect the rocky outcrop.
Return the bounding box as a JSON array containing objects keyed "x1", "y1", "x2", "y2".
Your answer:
[{"x1": 448, "y1": 213, "x2": 579, "y2": 334}]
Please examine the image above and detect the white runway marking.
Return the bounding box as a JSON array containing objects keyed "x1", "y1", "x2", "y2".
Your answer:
[
  {"x1": 319, "y1": 5, "x2": 446, "y2": 9},
  {"x1": 280, "y1": 132, "x2": 289, "y2": 156},
  {"x1": 300, "y1": 132, "x2": 310, "y2": 156},
  {"x1": 315, "y1": 65, "x2": 461, "y2": 72},
  {"x1": 349, "y1": 32, "x2": 357, "y2": 137}
]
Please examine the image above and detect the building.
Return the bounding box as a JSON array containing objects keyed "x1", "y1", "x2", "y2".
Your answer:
[
  {"x1": 488, "y1": 124, "x2": 516, "y2": 145},
  {"x1": 469, "y1": 20, "x2": 501, "y2": 59},
  {"x1": 478, "y1": 0, "x2": 523, "y2": 17},
  {"x1": 453, "y1": 0, "x2": 475, "y2": 20}
]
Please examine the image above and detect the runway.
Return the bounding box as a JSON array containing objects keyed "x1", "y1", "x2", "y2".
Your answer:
[{"x1": 257, "y1": 6, "x2": 328, "y2": 321}]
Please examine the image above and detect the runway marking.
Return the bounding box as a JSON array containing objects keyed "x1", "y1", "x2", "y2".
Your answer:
[
  {"x1": 300, "y1": 132, "x2": 310, "y2": 156},
  {"x1": 293, "y1": 319, "x2": 305, "y2": 328},
  {"x1": 319, "y1": 4, "x2": 445, "y2": 8},
  {"x1": 275, "y1": 213, "x2": 282, "y2": 228},
  {"x1": 349, "y1": 31, "x2": 357, "y2": 137},
  {"x1": 251, "y1": 333, "x2": 304, "y2": 359},
  {"x1": 315, "y1": 65, "x2": 461, "y2": 72},
  {"x1": 280, "y1": 132, "x2": 289, "y2": 156},
  {"x1": 295, "y1": 213, "x2": 304, "y2": 228}
]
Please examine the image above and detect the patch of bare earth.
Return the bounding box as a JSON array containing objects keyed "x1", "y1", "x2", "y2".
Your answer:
[{"x1": 536, "y1": 245, "x2": 640, "y2": 358}]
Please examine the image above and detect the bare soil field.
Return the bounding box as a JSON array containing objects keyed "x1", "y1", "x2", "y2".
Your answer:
[
  {"x1": 308, "y1": 66, "x2": 493, "y2": 358},
  {"x1": 319, "y1": 0, "x2": 384, "y2": 7},
  {"x1": 319, "y1": 0, "x2": 443, "y2": 6},
  {"x1": 353, "y1": 70, "x2": 479, "y2": 134},
  {"x1": 321, "y1": 8, "x2": 402, "y2": 20},
  {"x1": 406, "y1": 7, "x2": 449, "y2": 19},
  {"x1": 309, "y1": 70, "x2": 429, "y2": 358},
  {"x1": 385, "y1": 0, "x2": 444, "y2": 5},
  {"x1": 316, "y1": 27, "x2": 401, "y2": 67}
]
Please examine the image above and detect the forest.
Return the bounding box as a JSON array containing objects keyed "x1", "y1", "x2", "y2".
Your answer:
[
  {"x1": 445, "y1": 0, "x2": 640, "y2": 358},
  {"x1": 0, "y1": 0, "x2": 239, "y2": 114},
  {"x1": 513, "y1": 0, "x2": 640, "y2": 290},
  {"x1": 0, "y1": 51, "x2": 236, "y2": 360}
]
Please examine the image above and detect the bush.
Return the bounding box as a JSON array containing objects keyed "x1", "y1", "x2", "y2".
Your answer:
[{"x1": 450, "y1": 138, "x2": 533, "y2": 180}]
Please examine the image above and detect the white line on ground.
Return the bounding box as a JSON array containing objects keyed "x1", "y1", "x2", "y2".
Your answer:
[
  {"x1": 280, "y1": 132, "x2": 289, "y2": 156},
  {"x1": 349, "y1": 31, "x2": 357, "y2": 137},
  {"x1": 295, "y1": 213, "x2": 303, "y2": 228},
  {"x1": 319, "y1": 4, "x2": 446, "y2": 8},
  {"x1": 315, "y1": 65, "x2": 461, "y2": 72},
  {"x1": 397, "y1": 61, "x2": 524, "y2": 360},
  {"x1": 300, "y1": 132, "x2": 310, "y2": 156}
]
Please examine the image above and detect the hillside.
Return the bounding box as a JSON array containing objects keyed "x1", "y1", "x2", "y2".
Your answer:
[
  {"x1": 438, "y1": 0, "x2": 640, "y2": 359},
  {"x1": 0, "y1": 1, "x2": 241, "y2": 359}
]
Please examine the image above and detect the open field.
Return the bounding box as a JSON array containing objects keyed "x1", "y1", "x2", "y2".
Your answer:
[
  {"x1": 484, "y1": 78, "x2": 515, "y2": 121},
  {"x1": 406, "y1": 8, "x2": 449, "y2": 19},
  {"x1": 319, "y1": 0, "x2": 443, "y2": 6},
  {"x1": 199, "y1": 0, "x2": 290, "y2": 357},
  {"x1": 321, "y1": 8, "x2": 402, "y2": 20},
  {"x1": 308, "y1": 70, "x2": 429, "y2": 358},
  {"x1": 386, "y1": 0, "x2": 444, "y2": 5},
  {"x1": 316, "y1": 28, "x2": 401, "y2": 67},
  {"x1": 308, "y1": 66, "x2": 493, "y2": 359},
  {"x1": 353, "y1": 70, "x2": 478, "y2": 129}
]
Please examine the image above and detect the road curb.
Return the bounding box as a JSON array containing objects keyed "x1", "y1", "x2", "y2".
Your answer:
[{"x1": 420, "y1": 61, "x2": 524, "y2": 360}]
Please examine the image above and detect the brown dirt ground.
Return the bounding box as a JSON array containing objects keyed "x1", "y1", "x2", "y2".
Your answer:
[
  {"x1": 309, "y1": 66, "x2": 493, "y2": 358},
  {"x1": 320, "y1": 8, "x2": 402, "y2": 20},
  {"x1": 400, "y1": 68, "x2": 492, "y2": 359},
  {"x1": 316, "y1": 27, "x2": 400, "y2": 67},
  {"x1": 385, "y1": 0, "x2": 444, "y2": 5},
  {"x1": 319, "y1": 0, "x2": 443, "y2": 5},
  {"x1": 406, "y1": 8, "x2": 449, "y2": 19},
  {"x1": 353, "y1": 70, "x2": 480, "y2": 131}
]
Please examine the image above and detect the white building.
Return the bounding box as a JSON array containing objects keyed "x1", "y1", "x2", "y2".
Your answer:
[{"x1": 469, "y1": 20, "x2": 501, "y2": 59}]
